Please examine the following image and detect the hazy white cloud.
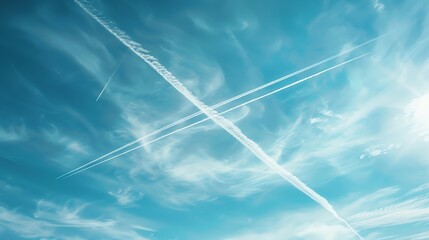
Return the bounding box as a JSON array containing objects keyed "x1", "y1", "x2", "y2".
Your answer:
[
  {"x1": 0, "y1": 125, "x2": 27, "y2": 142},
  {"x1": 400, "y1": 230, "x2": 429, "y2": 240},
  {"x1": 109, "y1": 187, "x2": 143, "y2": 206},
  {"x1": 347, "y1": 185, "x2": 429, "y2": 230},
  {"x1": 0, "y1": 198, "x2": 155, "y2": 240},
  {"x1": 309, "y1": 117, "x2": 324, "y2": 124},
  {"x1": 0, "y1": 181, "x2": 22, "y2": 193},
  {"x1": 314, "y1": 184, "x2": 429, "y2": 239},
  {"x1": 161, "y1": 45, "x2": 226, "y2": 100},
  {"x1": 0, "y1": 206, "x2": 53, "y2": 238},
  {"x1": 404, "y1": 93, "x2": 429, "y2": 141},
  {"x1": 350, "y1": 196, "x2": 429, "y2": 229},
  {"x1": 372, "y1": 0, "x2": 385, "y2": 12},
  {"x1": 77, "y1": 2, "x2": 429, "y2": 221},
  {"x1": 224, "y1": 207, "x2": 356, "y2": 240},
  {"x1": 226, "y1": 184, "x2": 429, "y2": 240},
  {"x1": 342, "y1": 186, "x2": 401, "y2": 215},
  {"x1": 19, "y1": 28, "x2": 108, "y2": 85},
  {"x1": 42, "y1": 123, "x2": 90, "y2": 163},
  {"x1": 359, "y1": 144, "x2": 401, "y2": 159},
  {"x1": 122, "y1": 147, "x2": 279, "y2": 206}
]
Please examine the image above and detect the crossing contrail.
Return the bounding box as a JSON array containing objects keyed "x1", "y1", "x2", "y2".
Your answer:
[
  {"x1": 73, "y1": 0, "x2": 363, "y2": 238},
  {"x1": 57, "y1": 33, "x2": 381, "y2": 179},
  {"x1": 96, "y1": 52, "x2": 127, "y2": 101},
  {"x1": 59, "y1": 54, "x2": 366, "y2": 179}
]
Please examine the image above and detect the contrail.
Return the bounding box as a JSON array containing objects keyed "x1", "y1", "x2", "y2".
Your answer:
[
  {"x1": 57, "y1": 33, "x2": 381, "y2": 179},
  {"x1": 96, "y1": 52, "x2": 127, "y2": 101},
  {"x1": 58, "y1": 55, "x2": 366, "y2": 178},
  {"x1": 73, "y1": 1, "x2": 363, "y2": 238},
  {"x1": 59, "y1": 54, "x2": 366, "y2": 179}
]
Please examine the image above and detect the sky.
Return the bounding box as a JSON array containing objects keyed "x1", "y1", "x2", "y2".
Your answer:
[{"x1": 0, "y1": 0, "x2": 429, "y2": 239}]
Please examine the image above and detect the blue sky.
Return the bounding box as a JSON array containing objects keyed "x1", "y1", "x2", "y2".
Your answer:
[{"x1": 1, "y1": 0, "x2": 429, "y2": 239}]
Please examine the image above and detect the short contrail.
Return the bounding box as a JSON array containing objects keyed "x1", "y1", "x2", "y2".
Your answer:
[
  {"x1": 57, "y1": 34, "x2": 381, "y2": 179},
  {"x1": 73, "y1": 1, "x2": 363, "y2": 238},
  {"x1": 59, "y1": 54, "x2": 366, "y2": 179},
  {"x1": 96, "y1": 52, "x2": 127, "y2": 101}
]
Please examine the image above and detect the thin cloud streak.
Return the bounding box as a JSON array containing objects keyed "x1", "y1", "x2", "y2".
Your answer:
[
  {"x1": 57, "y1": 31, "x2": 380, "y2": 179},
  {"x1": 60, "y1": 55, "x2": 366, "y2": 179},
  {"x1": 72, "y1": 1, "x2": 362, "y2": 238},
  {"x1": 96, "y1": 52, "x2": 127, "y2": 101},
  {"x1": 61, "y1": 55, "x2": 365, "y2": 180}
]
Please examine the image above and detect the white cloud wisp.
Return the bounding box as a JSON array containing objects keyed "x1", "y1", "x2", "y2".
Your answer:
[
  {"x1": 60, "y1": 54, "x2": 366, "y2": 178},
  {"x1": 58, "y1": 34, "x2": 382, "y2": 180},
  {"x1": 71, "y1": 0, "x2": 363, "y2": 238}
]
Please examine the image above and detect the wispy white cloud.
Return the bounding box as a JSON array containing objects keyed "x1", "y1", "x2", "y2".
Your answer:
[
  {"x1": 43, "y1": 124, "x2": 89, "y2": 156},
  {"x1": 342, "y1": 186, "x2": 401, "y2": 215},
  {"x1": 225, "y1": 184, "x2": 429, "y2": 240},
  {"x1": 58, "y1": 25, "x2": 379, "y2": 180},
  {"x1": 404, "y1": 93, "x2": 429, "y2": 141},
  {"x1": 14, "y1": 19, "x2": 112, "y2": 84},
  {"x1": 59, "y1": 54, "x2": 365, "y2": 180},
  {"x1": 372, "y1": 0, "x2": 385, "y2": 12},
  {"x1": 160, "y1": 40, "x2": 226, "y2": 99},
  {"x1": 106, "y1": 143, "x2": 279, "y2": 206},
  {"x1": 224, "y1": 206, "x2": 356, "y2": 240},
  {"x1": 0, "y1": 198, "x2": 155, "y2": 240},
  {"x1": 268, "y1": 5, "x2": 429, "y2": 182},
  {"x1": 0, "y1": 125, "x2": 27, "y2": 142},
  {"x1": 0, "y1": 206, "x2": 53, "y2": 238},
  {"x1": 66, "y1": 2, "x2": 365, "y2": 231},
  {"x1": 0, "y1": 180, "x2": 22, "y2": 193},
  {"x1": 348, "y1": 185, "x2": 429, "y2": 230},
  {"x1": 11, "y1": 65, "x2": 50, "y2": 105},
  {"x1": 109, "y1": 187, "x2": 143, "y2": 206},
  {"x1": 399, "y1": 230, "x2": 429, "y2": 240},
  {"x1": 359, "y1": 144, "x2": 401, "y2": 159}
]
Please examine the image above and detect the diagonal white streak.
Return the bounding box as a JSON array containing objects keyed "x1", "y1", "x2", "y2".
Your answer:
[
  {"x1": 57, "y1": 33, "x2": 380, "y2": 179},
  {"x1": 60, "y1": 54, "x2": 366, "y2": 179},
  {"x1": 73, "y1": 0, "x2": 363, "y2": 238},
  {"x1": 96, "y1": 52, "x2": 127, "y2": 101}
]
